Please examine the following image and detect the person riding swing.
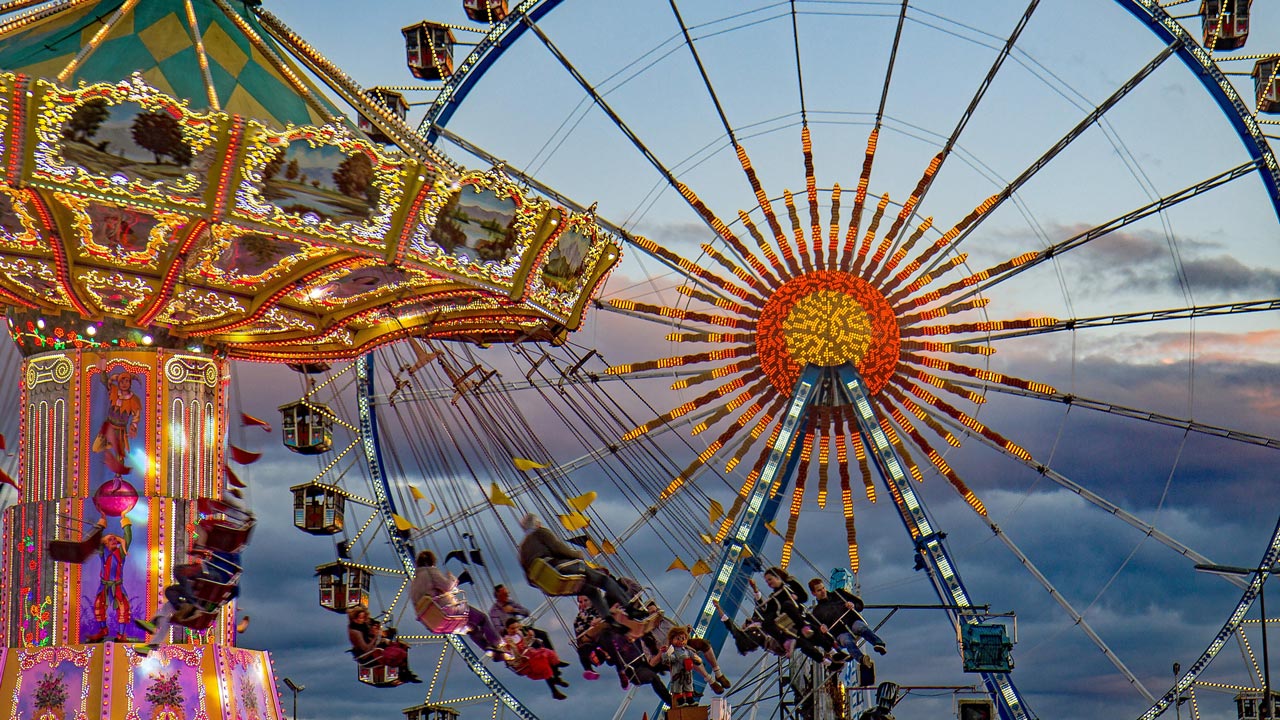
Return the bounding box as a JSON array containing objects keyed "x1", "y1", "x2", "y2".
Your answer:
[{"x1": 516, "y1": 513, "x2": 650, "y2": 627}]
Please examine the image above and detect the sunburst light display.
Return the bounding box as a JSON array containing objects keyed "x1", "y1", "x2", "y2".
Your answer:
[{"x1": 606, "y1": 127, "x2": 1059, "y2": 571}]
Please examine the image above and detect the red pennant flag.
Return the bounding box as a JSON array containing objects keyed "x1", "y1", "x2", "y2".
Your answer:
[
  {"x1": 224, "y1": 464, "x2": 246, "y2": 488},
  {"x1": 240, "y1": 413, "x2": 272, "y2": 432},
  {"x1": 0, "y1": 433, "x2": 6, "y2": 451},
  {"x1": 228, "y1": 446, "x2": 261, "y2": 465},
  {"x1": 0, "y1": 467, "x2": 18, "y2": 490}
]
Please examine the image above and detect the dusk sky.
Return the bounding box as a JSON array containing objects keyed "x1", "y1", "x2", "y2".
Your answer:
[{"x1": 4, "y1": 2, "x2": 1280, "y2": 720}]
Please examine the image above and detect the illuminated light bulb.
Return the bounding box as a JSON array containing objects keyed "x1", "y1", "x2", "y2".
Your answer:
[
  {"x1": 142, "y1": 335, "x2": 153, "y2": 345},
  {"x1": 36, "y1": 318, "x2": 45, "y2": 329},
  {"x1": 86, "y1": 325, "x2": 97, "y2": 336}
]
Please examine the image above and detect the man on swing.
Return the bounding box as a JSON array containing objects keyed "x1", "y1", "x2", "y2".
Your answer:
[{"x1": 517, "y1": 513, "x2": 650, "y2": 627}]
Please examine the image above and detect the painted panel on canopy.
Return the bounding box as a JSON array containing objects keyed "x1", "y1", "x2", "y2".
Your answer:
[
  {"x1": 222, "y1": 647, "x2": 281, "y2": 720},
  {"x1": 290, "y1": 261, "x2": 437, "y2": 310},
  {"x1": 192, "y1": 228, "x2": 337, "y2": 289},
  {"x1": 8, "y1": 646, "x2": 97, "y2": 720},
  {"x1": 405, "y1": 174, "x2": 556, "y2": 291},
  {"x1": 152, "y1": 286, "x2": 247, "y2": 326},
  {"x1": 55, "y1": 197, "x2": 186, "y2": 271},
  {"x1": 119, "y1": 645, "x2": 211, "y2": 720},
  {"x1": 0, "y1": 189, "x2": 45, "y2": 252},
  {"x1": 74, "y1": 269, "x2": 158, "y2": 317},
  {"x1": 235, "y1": 123, "x2": 410, "y2": 249},
  {"x1": 30, "y1": 80, "x2": 222, "y2": 212},
  {"x1": 77, "y1": 357, "x2": 152, "y2": 644}
]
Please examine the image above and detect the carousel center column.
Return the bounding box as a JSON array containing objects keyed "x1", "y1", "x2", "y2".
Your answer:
[{"x1": 2, "y1": 309, "x2": 231, "y2": 649}]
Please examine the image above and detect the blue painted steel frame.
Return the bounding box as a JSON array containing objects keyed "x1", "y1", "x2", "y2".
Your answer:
[
  {"x1": 356, "y1": 356, "x2": 539, "y2": 720},
  {"x1": 835, "y1": 365, "x2": 1030, "y2": 720},
  {"x1": 425, "y1": 0, "x2": 1279, "y2": 220},
  {"x1": 1116, "y1": 0, "x2": 1280, "y2": 221}
]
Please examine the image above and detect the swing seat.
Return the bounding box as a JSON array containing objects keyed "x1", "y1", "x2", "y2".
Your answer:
[
  {"x1": 48, "y1": 526, "x2": 104, "y2": 564},
  {"x1": 774, "y1": 614, "x2": 797, "y2": 636},
  {"x1": 171, "y1": 605, "x2": 218, "y2": 631},
  {"x1": 194, "y1": 517, "x2": 254, "y2": 554},
  {"x1": 190, "y1": 577, "x2": 238, "y2": 607},
  {"x1": 415, "y1": 590, "x2": 470, "y2": 634},
  {"x1": 358, "y1": 661, "x2": 401, "y2": 687},
  {"x1": 525, "y1": 557, "x2": 585, "y2": 596}
]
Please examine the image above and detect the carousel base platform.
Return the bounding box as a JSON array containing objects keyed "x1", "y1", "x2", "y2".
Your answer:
[{"x1": 0, "y1": 643, "x2": 283, "y2": 719}]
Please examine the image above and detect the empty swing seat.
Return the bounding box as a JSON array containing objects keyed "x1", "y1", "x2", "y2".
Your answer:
[
  {"x1": 525, "y1": 557, "x2": 585, "y2": 596},
  {"x1": 171, "y1": 605, "x2": 219, "y2": 631},
  {"x1": 48, "y1": 526, "x2": 104, "y2": 564},
  {"x1": 355, "y1": 653, "x2": 402, "y2": 687},
  {"x1": 415, "y1": 590, "x2": 471, "y2": 634},
  {"x1": 194, "y1": 517, "x2": 255, "y2": 554}
]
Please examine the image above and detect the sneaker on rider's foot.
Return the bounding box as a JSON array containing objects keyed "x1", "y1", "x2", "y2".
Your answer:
[
  {"x1": 583, "y1": 670, "x2": 600, "y2": 681},
  {"x1": 715, "y1": 672, "x2": 732, "y2": 689},
  {"x1": 551, "y1": 689, "x2": 568, "y2": 701},
  {"x1": 710, "y1": 682, "x2": 725, "y2": 694},
  {"x1": 873, "y1": 644, "x2": 887, "y2": 655}
]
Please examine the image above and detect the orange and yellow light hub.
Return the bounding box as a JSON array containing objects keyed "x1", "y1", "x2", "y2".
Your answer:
[{"x1": 756, "y1": 270, "x2": 900, "y2": 394}]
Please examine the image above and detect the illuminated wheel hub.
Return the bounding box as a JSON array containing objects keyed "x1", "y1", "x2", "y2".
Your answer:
[{"x1": 756, "y1": 270, "x2": 899, "y2": 394}]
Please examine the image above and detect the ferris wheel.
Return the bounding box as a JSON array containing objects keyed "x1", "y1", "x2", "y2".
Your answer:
[{"x1": 252, "y1": 1, "x2": 1280, "y2": 719}]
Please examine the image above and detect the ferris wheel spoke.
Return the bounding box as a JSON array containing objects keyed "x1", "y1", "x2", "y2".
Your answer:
[
  {"x1": 985, "y1": 520, "x2": 1157, "y2": 702},
  {"x1": 917, "y1": 40, "x2": 1181, "y2": 276},
  {"x1": 929, "y1": 158, "x2": 1261, "y2": 311},
  {"x1": 948, "y1": 377, "x2": 1280, "y2": 451},
  {"x1": 900, "y1": 0, "x2": 1041, "y2": 235},
  {"x1": 956, "y1": 297, "x2": 1280, "y2": 343},
  {"x1": 415, "y1": 402, "x2": 724, "y2": 535},
  {"x1": 431, "y1": 126, "x2": 745, "y2": 306},
  {"x1": 924, "y1": 406, "x2": 1248, "y2": 588}
]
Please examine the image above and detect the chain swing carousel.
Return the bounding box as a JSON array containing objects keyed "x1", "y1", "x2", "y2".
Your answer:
[{"x1": 0, "y1": 1, "x2": 618, "y2": 718}]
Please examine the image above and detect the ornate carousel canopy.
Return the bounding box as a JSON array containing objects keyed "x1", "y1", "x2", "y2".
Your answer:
[{"x1": 0, "y1": 0, "x2": 621, "y2": 360}]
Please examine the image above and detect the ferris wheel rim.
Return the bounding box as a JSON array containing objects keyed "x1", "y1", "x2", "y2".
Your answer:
[
  {"x1": 423, "y1": 0, "x2": 1280, "y2": 222},
  {"x1": 354, "y1": 353, "x2": 541, "y2": 720},
  {"x1": 392, "y1": 2, "x2": 1280, "y2": 718}
]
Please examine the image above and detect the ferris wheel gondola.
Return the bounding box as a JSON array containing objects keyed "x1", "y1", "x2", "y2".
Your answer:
[{"x1": 240, "y1": 1, "x2": 1280, "y2": 718}]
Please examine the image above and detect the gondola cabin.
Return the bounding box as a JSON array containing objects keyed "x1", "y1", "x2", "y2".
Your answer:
[
  {"x1": 279, "y1": 400, "x2": 333, "y2": 455},
  {"x1": 357, "y1": 89, "x2": 410, "y2": 145},
  {"x1": 290, "y1": 482, "x2": 345, "y2": 535},
  {"x1": 463, "y1": 0, "x2": 507, "y2": 23},
  {"x1": 1254, "y1": 57, "x2": 1280, "y2": 113},
  {"x1": 1200, "y1": 0, "x2": 1251, "y2": 50},
  {"x1": 403, "y1": 22, "x2": 456, "y2": 81},
  {"x1": 1235, "y1": 690, "x2": 1280, "y2": 719},
  {"x1": 404, "y1": 703, "x2": 460, "y2": 720},
  {"x1": 316, "y1": 561, "x2": 370, "y2": 613},
  {"x1": 358, "y1": 663, "x2": 400, "y2": 688}
]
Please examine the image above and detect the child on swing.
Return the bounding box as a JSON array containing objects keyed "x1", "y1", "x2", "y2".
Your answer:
[{"x1": 660, "y1": 625, "x2": 719, "y2": 707}]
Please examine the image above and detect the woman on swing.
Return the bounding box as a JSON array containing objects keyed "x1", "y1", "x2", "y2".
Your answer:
[
  {"x1": 516, "y1": 513, "x2": 649, "y2": 625},
  {"x1": 500, "y1": 617, "x2": 571, "y2": 700},
  {"x1": 756, "y1": 568, "x2": 837, "y2": 664}
]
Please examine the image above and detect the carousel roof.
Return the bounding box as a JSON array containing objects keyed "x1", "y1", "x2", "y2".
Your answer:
[
  {"x1": 0, "y1": 0, "x2": 341, "y2": 129},
  {"x1": 0, "y1": 1, "x2": 621, "y2": 360}
]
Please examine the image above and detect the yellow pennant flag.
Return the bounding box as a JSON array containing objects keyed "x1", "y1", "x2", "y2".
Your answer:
[
  {"x1": 601, "y1": 539, "x2": 617, "y2": 555},
  {"x1": 699, "y1": 533, "x2": 714, "y2": 545},
  {"x1": 391, "y1": 513, "x2": 416, "y2": 532},
  {"x1": 567, "y1": 491, "x2": 598, "y2": 512},
  {"x1": 739, "y1": 545, "x2": 753, "y2": 560},
  {"x1": 709, "y1": 499, "x2": 724, "y2": 526},
  {"x1": 667, "y1": 557, "x2": 690, "y2": 573},
  {"x1": 409, "y1": 485, "x2": 426, "y2": 501},
  {"x1": 690, "y1": 559, "x2": 711, "y2": 577},
  {"x1": 559, "y1": 511, "x2": 590, "y2": 532},
  {"x1": 425, "y1": 502, "x2": 436, "y2": 516},
  {"x1": 513, "y1": 457, "x2": 548, "y2": 472},
  {"x1": 489, "y1": 482, "x2": 515, "y2": 507},
  {"x1": 585, "y1": 538, "x2": 602, "y2": 556},
  {"x1": 764, "y1": 520, "x2": 781, "y2": 537}
]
